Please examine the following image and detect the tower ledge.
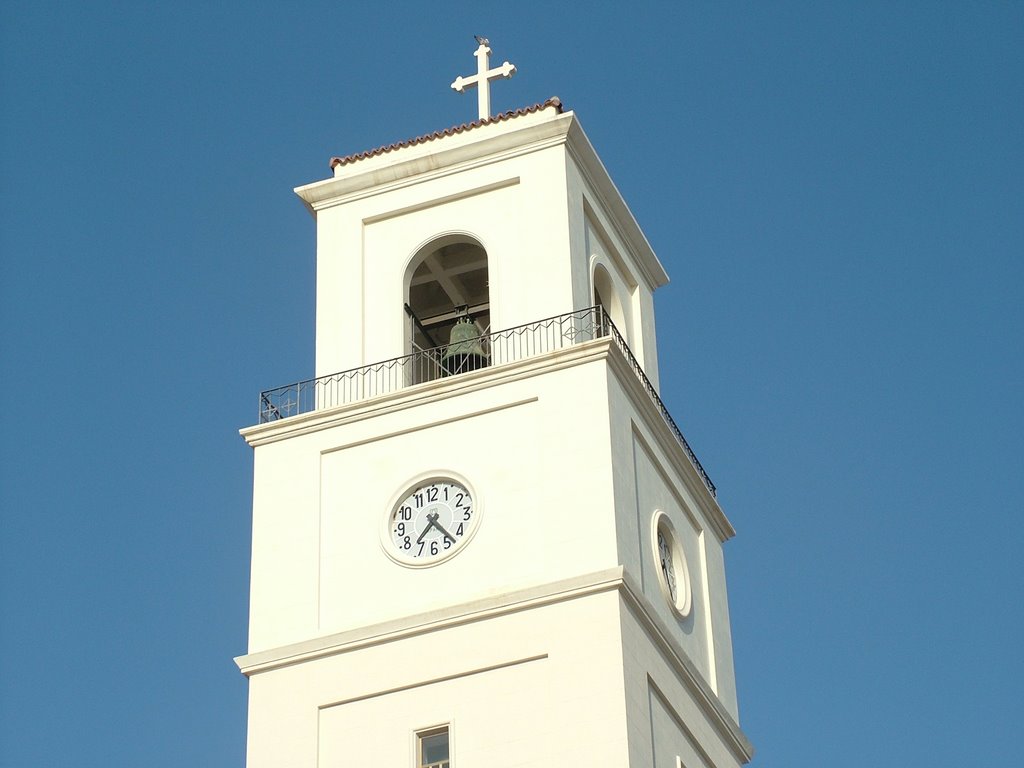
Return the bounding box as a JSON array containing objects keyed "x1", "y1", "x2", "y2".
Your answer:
[{"x1": 234, "y1": 566, "x2": 753, "y2": 764}]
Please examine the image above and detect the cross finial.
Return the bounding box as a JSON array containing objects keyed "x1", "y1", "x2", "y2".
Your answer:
[{"x1": 450, "y1": 37, "x2": 517, "y2": 120}]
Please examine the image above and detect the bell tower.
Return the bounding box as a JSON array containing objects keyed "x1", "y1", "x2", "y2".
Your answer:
[{"x1": 238, "y1": 43, "x2": 752, "y2": 768}]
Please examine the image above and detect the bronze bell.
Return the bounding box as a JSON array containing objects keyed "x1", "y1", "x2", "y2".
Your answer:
[{"x1": 442, "y1": 317, "x2": 487, "y2": 372}]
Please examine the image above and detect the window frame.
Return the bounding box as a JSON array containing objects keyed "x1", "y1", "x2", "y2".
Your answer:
[{"x1": 415, "y1": 723, "x2": 452, "y2": 768}]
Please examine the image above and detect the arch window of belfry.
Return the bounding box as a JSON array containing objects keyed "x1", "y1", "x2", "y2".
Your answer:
[
  {"x1": 592, "y1": 262, "x2": 626, "y2": 339},
  {"x1": 405, "y1": 238, "x2": 490, "y2": 381}
]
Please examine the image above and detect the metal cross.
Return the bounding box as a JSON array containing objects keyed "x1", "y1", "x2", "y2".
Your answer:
[{"x1": 450, "y1": 37, "x2": 516, "y2": 120}]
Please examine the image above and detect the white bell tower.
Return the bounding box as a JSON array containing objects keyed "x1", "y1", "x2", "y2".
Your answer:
[{"x1": 237, "y1": 44, "x2": 753, "y2": 768}]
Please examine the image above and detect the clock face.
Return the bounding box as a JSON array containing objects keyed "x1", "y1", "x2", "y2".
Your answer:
[
  {"x1": 652, "y1": 511, "x2": 692, "y2": 618},
  {"x1": 657, "y1": 528, "x2": 678, "y2": 604},
  {"x1": 386, "y1": 478, "x2": 476, "y2": 565}
]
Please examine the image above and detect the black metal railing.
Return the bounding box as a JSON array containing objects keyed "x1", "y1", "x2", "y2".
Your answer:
[
  {"x1": 258, "y1": 306, "x2": 716, "y2": 497},
  {"x1": 600, "y1": 315, "x2": 717, "y2": 497}
]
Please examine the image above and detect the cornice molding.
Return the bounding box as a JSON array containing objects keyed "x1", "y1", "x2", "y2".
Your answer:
[
  {"x1": 291, "y1": 109, "x2": 668, "y2": 291},
  {"x1": 294, "y1": 111, "x2": 572, "y2": 213},
  {"x1": 564, "y1": 119, "x2": 669, "y2": 291},
  {"x1": 240, "y1": 337, "x2": 614, "y2": 447},
  {"x1": 234, "y1": 566, "x2": 752, "y2": 762},
  {"x1": 235, "y1": 567, "x2": 626, "y2": 675},
  {"x1": 240, "y1": 338, "x2": 733, "y2": 540}
]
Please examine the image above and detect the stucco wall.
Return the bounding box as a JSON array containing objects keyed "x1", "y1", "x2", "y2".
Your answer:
[
  {"x1": 246, "y1": 349, "x2": 620, "y2": 651},
  {"x1": 605, "y1": 363, "x2": 739, "y2": 719},
  {"x1": 245, "y1": 590, "x2": 630, "y2": 768}
]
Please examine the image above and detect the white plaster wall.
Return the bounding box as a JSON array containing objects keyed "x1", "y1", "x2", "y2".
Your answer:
[
  {"x1": 649, "y1": 684, "x2": 713, "y2": 768},
  {"x1": 248, "y1": 435, "x2": 321, "y2": 649},
  {"x1": 703, "y1": 535, "x2": 739, "y2": 717},
  {"x1": 246, "y1": 353, "x2": 619, "y2": 652},
  {"x1": 605, "y1": 368, "x2": 739, "y2": 719},
  {"x1": 631, "y1": 432, "x2": 713, "y2": 680},
  {"x1": 314, "y1": 201, "x2": 362, "y2": 378},
  {"x1": 636, "y1": 285, "x2": 660, "y2": 390},
  {"x1": 563, "y1": 154, "x2": 662, "y2": 390},
  {"x1": 245, "y1": 592, "x2": 630, "y2": 768},
  {"x1": 246, "y1": 341, "x2": 741, "y2": 715},
  {"x1": 618, "y1": 600, "x2": 746, "y2": 768}
]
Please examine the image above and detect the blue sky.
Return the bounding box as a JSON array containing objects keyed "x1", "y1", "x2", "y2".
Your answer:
[{"x1": 1, "y1": 2, "x2": 1021, "y2": 766}]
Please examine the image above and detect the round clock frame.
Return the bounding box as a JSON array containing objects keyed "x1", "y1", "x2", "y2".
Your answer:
[
  {"x1": 381, "y1": 471, "x2": 482, "y2": 568},
  {"x1": 651, "y1": 510, "x2": 693, "y2": 618}
]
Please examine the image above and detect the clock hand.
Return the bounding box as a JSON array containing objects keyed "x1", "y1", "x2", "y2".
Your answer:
[
  {"x1": 416, "y1": 512, "x2": 441, "y2": 544},
  {"x1": 431, "y1": 518, "x2": 457, "y2": 543}
]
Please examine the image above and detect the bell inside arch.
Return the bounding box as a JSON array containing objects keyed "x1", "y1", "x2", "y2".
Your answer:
[{"x1": 442, "y1": 317, "x2": 488, "y2": 375}]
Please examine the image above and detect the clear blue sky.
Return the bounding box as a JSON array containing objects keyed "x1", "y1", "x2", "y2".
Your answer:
[{"x1": 2, "y1": 3, "x2": 1021, "y2": 766}]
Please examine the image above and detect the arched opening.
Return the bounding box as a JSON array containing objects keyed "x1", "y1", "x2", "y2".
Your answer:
[
  {"x1": 405, "y1": 237, "x2": 490, "y2": 380},
  {"x1": 592, "y1": 262, "x2": 626, "y2": 338}
]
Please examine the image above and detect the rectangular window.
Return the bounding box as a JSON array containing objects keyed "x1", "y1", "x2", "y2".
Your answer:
[{"x1": 417, "y1": 726, "x2": 450, "y2": 768}]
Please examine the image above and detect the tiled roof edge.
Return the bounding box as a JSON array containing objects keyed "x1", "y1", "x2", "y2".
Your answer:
[{"x1": 329, "y1": 97, "x2": 564, "y2": 169}]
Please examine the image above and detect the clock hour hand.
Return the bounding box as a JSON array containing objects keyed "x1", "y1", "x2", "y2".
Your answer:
[{"x1": 416, "y1": 514, "x2": 437, "y2": 544}]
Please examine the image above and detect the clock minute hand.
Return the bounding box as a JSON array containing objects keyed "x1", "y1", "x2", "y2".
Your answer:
[{"x1": 431, "y1": 519, "x2": 457, "y2": 544}]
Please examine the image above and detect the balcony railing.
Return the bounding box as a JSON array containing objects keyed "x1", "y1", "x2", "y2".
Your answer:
[{"x1": 258, "y1": 306, "x2": 716, "y2": 497}]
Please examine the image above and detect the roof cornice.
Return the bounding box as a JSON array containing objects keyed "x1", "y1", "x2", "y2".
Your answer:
[
  {"x1": 292, "y1": 101, "x2": 668, "y2": 289},
  {"x1": 562, "y1": 116, "x2": 669, "y2": 289},
  {"x1": 293, "y1": 99, "x2": 568, "y2": 214},
  {"x1": 329, "y1": 97, "x2": 565, "y2": 168}
]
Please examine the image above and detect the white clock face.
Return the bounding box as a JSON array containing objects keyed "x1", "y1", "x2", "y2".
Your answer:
[
  {"x1": 657, "y1": 528, "x2": 678, "y2": 604},
  {"x1": 387, "y1": 478, "x2": 476, "y2": 565},
  {"x1": 652, "y1": 511, "x2": 692, "y2": 618}
]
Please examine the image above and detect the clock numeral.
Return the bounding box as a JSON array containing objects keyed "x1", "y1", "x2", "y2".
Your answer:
[
  {"x1": 414, "y1": 493, "x2": 424, "y2": 508},
  {"x1": 400, "y1": 506, "x2": 412, "y2": 521},
  {"x1": 456, "y1": 523, "x2": 464, "y2": 536},
  {"x1": 463, "y1": 509, "x2": 472, "y2": 521},
  {"x1": 430, "y1": 541, "x2": 439, "y2": 556},
  {"x1": 427, "y1": 486, "x2": 439, "y2": 502},
  {"x1": 417, "y1": 542, "x2": 425, "y2": 557},
  {"x1": 443, "y1": 537, "x2": 452, "y2": 550},
  {"x1": 443, "y1": 485, "x2": 450, "y2": 501},
  {"x1": 402, "y1": 536, "x2": 412, "y2": 550},
  {"x1": 396, "y1": 522, "x2": 406, "y2": 536}
]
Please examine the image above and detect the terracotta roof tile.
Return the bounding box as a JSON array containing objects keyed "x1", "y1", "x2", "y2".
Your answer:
[{"x1": 329, "y1": 97, "x2": 564, "y2": 169}]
